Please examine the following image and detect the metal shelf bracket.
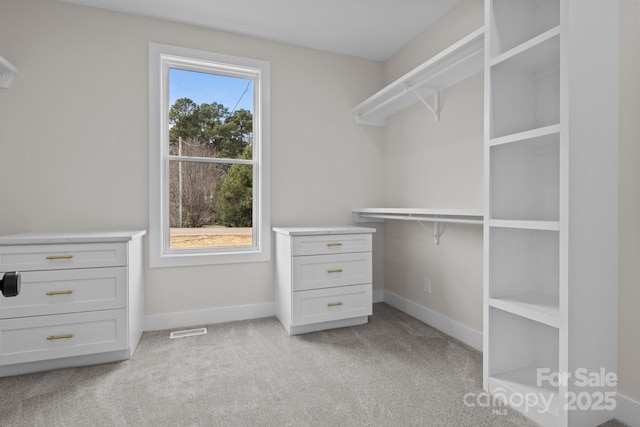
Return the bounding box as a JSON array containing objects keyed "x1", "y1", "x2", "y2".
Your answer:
[
  {"x1": 412, "y1": 89, "x2": 440, "y2": 122},
  {"x1": 415, "y1": 219, "x2": 443, "y2": 244}
]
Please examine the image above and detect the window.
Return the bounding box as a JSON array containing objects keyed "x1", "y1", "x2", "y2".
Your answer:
[{"x1": 149, "y1": 43, "x2": 270, "y2": 267}]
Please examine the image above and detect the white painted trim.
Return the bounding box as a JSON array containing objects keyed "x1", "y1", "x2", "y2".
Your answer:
[
  {"x1": 616, "y1": 393, "x2": 640, "y2": 427},
  {"x1": 144, "y1": 290, "x2": 391, "y2": 332},
  {"x1": 148, "y1": 43, "x2": 271, "y2": 268},
  {"x1": 383, "y1": 290, "x2": 482, "y2": 351},
  {"x1": 144, "y1": 302, "x2": 276, "y2": 331},
  {"x1": 372, "y1": 288, "x2": 384, "y2": 303}
]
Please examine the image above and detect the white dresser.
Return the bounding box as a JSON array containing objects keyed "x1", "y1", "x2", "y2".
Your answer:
[
  {"x1": 0, "y1": 230, "x2": 145, "y2": 376},
  {"x1": 273, "y1": 226, "x2": 375, "y2": 335}
]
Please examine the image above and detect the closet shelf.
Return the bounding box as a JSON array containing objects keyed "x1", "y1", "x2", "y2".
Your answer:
[
  {"x1": 490, "y1": 27, "x2": 559, "y2": 73},
  {"x1": 0, "y1": 56, "x2": 18, "y2": 89},
  {"x1": 352, "y1": 208, "x2": 483, "y2": 244},
  {"x1": 489, "y1": 294, "x2": 560, "y2": 328},
  {"x1": 489, "y1": 124, "x2": 560, "y2": 147},
  {"x1": 488, "y1": 219, "x2": 560, "y2": 231},
  {"x1": 489, "y1": 26, "x2": 561, "y2": 68},
  {"x1": 352, "y1": 27, "x2": 484, "y2": 126},
  {"x1": 489, "y1": 367, "x2": 560, "y2": 423}
]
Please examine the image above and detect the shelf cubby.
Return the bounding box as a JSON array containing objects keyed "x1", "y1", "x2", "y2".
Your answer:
[
  {"x1": 489, "y1": 0, "x2": 560, "y2": 58},
  {"x1": 490, "y1": 130, "x2": 559, "y2": 222},
  {"x1": 488, "y1": 308, "x2": 559, "y2": 425},
  {"x1": 489, "y1": 294, "x2": 559, "y2": 328},
  {"x1": 488, "y1": 227, "x2": 559, "y2": 326},
  {"x1": 490, "y1": 32, "x2": 560, "y2": 138}
]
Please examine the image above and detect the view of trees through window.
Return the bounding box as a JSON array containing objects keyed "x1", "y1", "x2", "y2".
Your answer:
[{"x1": 168, "y1": 69, "x2": 254, "y2": 250}]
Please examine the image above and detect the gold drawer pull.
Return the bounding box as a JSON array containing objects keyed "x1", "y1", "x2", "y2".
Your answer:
[
  {"x1": 46, "y1": 290, "x2": 73, "y2": 296},
  {"x1": 47, "y1": 334, "x2": 74, "y2": 340},
  {"x1": 327, "y1": 302, "x2": 344, "y2": 307},
  {"x1": 327, "y1": 269, "x2": 343, "y2": 273},
  {"x1": 326, "y1": 243, "x2": 343, "y2": 247},
  {"x1": 46, "y1": 255, "x2": 74, "y2": 260}
]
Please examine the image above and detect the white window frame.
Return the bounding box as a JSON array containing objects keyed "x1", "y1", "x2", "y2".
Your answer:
[{"x1": 148, "y1": 43, "x2": 270, "y2": 268}]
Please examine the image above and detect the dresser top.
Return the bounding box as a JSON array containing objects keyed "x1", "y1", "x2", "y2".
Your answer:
[
  {"x1": 272, "y1": 226, "x2": 376, "y2": 236},
  {"x1": 0, "y1": 230, "x2": 146, "y2": 245}
]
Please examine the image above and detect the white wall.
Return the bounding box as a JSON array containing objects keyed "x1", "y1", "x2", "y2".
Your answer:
[
  {"x1": 380, "y1": 0, "x2": 485, "y2": 331},
  {"x1": 2, "y1": 0, "x2": 638, "y2": 407},
  {"x1": 618, "y1": 0, "x2": 640, "y2": 405},
  {"x1": 0, "y1": 0, "x2": 385, "y2": 318}
]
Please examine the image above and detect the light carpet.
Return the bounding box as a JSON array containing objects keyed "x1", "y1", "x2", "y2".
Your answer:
[{"x1": 0, "y1": 303, "x2": 623, "y2": 426}]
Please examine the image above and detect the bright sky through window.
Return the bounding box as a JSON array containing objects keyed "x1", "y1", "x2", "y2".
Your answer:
[{"x1": 169, "y1": 69, "x2": 253, "y2": 112}]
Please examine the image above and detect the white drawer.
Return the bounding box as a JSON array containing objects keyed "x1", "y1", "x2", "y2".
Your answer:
[
  {"x1": 0, "y1": 267, "x2": 127, "y2": 319},
  {"x1": 0, "y1": 243, "x2": 127, "y2": 272},
  {"x1": 292, "y1": 252, "x2": 372, "y2": 291},
  {"x1": 291, "y1": 284, "x2": 372, "y2": 326},
  {"x1": 292, "y1": 234, "x2": 371, "y2": 256},
  {"x1": 0, "y1": 309, "x2": 127, "y2": 365}
]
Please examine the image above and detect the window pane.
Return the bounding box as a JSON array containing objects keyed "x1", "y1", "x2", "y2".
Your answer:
[
  {"x1": 169, "y1": 68, "x2": 253, "y2": 160},
  {"x1": 150, "y1": 44, "x2": 270, "y2": 267},
  {"x1": 169, "y1": 160, "x2": 253, "y2": 250}
]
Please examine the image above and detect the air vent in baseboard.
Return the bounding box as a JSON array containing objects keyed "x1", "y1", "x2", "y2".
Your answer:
[{"x1": 169, "y1": 327, "x2": 207, "y2": 339}]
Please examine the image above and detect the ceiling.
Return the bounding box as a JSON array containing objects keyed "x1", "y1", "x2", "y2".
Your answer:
[{"x1": 57, "y1": 0, "x2": 461, "y2": 61}]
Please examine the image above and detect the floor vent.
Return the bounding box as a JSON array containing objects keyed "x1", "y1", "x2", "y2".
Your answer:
[{"x1": 169, "y1": 327, "x2": 207, "y2": 339}]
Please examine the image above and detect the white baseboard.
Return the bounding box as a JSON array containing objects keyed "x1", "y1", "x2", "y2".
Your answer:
[
  {"x1": 372, "y1": 288, "x2": 384, "y2": 303},
  {"x1": 144, "y1": 289, "x2": 379, "y2": 332},
  {"x1": 382, "y1": 290, "x2": 482, "y2": 351},
  {"x1": 144, "y1": 302, "x2": 276, "y2": 331},
  {"x1": 616, "y1": 392, "x2": 640, "y2": 427}
]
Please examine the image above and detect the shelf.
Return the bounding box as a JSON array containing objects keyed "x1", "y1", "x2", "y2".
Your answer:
[
  {"x1": 491, "y1": 28, "x2": 559, "y2": 74},
  {"x1": 353, "y1": 208, "x2": 483, "y2": 244},
  {"x1": 489, "y1": 0, "x2": 560, "y2": 57},
  {"x1": 488, "y1": 124, "x2": 559, "y2": 147},
  {"x1": 0, "y1": 56, "x2": 18, "y2": 89},
  {"x1": 490, "y1": 294, "x2": 559, "y2": 328},
  {"x1": 353, "y1": 208, "x2": 483, "y2": 224},
  {"x1": 352, "y1": 27, "x2": 484, "y2": 126},
  {"x1": 488, "y1": 366, "x2": 559, "y2": 426},
  {"x1": 487, "y1": 219, "x2": 559, "y2": 231},
  {"x1": 489, "y1": 26, "x2": 560, "y2": 68}
]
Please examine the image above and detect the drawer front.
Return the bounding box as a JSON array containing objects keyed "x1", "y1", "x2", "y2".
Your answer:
[
  {"x1": 0, "y1": 309, "x2": 127, "y2": 365},
  {"x1": 0, "y1": 243, "x2": 127, "y2": 272},
  {"x1": 292, "y1": 234, "x2": 371, "y2": 256},
  {"x1": 292, "y1": 252, "x2": 371, "y2": 291},
  {"x1": 291, "y1": 284, "x2": 372, "y2": 326},
  {"x1": 0, "y1": 267, "x2": 127, "y2": 319}
]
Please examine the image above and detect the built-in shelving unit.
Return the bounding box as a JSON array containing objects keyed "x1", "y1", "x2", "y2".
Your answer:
[
  {"x1": 352, "y1": 27, "x2": 484, "y2": 126},
  {"x1": 353, "y1": 208, "x2": 483, "y2": 244},
  {"x1": 484, "y1": 1, "x2": 619, "y2": 426},
  {"x1": 0, "y1": 56, "x2": 18, "y2": 89}
]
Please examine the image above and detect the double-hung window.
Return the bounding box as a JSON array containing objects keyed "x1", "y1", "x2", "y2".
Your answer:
[{"x1": 149, "y1": 44, "x2": 270, "y2": 267}]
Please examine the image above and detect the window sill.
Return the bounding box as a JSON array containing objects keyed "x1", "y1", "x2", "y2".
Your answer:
[{"x1": 149, "y1": 247, "x2": 271, "y2": 268}]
